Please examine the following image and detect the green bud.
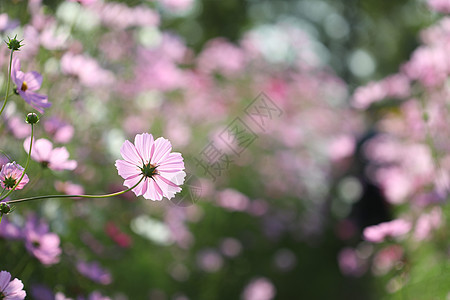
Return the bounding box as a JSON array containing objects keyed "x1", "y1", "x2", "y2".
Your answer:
[
  {"x1": 0, "y1": 203, "x2": 11, "y2": 215},
  {"x1": 5, "y1": 35, "x2": 24, "y2": 51},
  {"x1": 26, "y1": 113, "x2": 39, "y2": 124}
]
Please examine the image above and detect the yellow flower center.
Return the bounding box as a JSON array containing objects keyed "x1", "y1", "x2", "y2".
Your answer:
[{"x1": 21, "y1": 81, "x2": 28, "y2": 91}]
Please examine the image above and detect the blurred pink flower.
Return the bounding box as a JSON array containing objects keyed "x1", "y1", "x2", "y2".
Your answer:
[
  {"x1": 76, "y1": 261, "x2": 112, "y2": 285},
  {"x1": 60, "y1": 52, "x2": 114, "y2": 87},
  {"x1": 337, "y1": 248, "x2": 367, "y2": 277},
  {"x1": 0, "y1": 217, "x2": 22, "y2": 240},
  {"x1": 196, "y1": 249, "x2": 223, "y2": 273},
  {"x1": 11, "y1": 58, "x2": 51, "y2": 113},
  {"x1": 24, "y1": 215, "x2": 61, "y2": 265},
  {"x1": 54, "y1": 181, "x2": 84, "y2": 195},
  {"x1": 115, "y1": 133, "x2": 185, "y2": 201},
  {"x1": 241, "y1": 277, "x2": 276, "y2": 300},
  {"x1": 0, "y1": 14, "x2": 19, "y2": 31},
  {"x1": 414, "y1": 207, "x2": 443, "y2": 241},
  {"x1": 6, "y1": 115, "x2": 31, "y2": 139},
  {"x1": 44, "y1": 117, "x2": 74, "y2": 144},
  {"x1": 428, "y1": 0, "x2": 450, "y2": 13},
  {"x1": 24, "y1": 137, "x2": 77, "y2": 171},
  {"x1": 0, "y1": 162, "x2": 29, "y2": 190},
  {"x1": 363, "y1": 219, "x2": 412, "y2": 243},
  {"x1": 216, "y1": 189, "x2": 250, "y2": 212},
  {"x1": 372, "y1": 245, "x2": 404, "y2": 276},
  {"x1": 0, "y1": 270, "x2": 26, "y2": 299},
  {"x1": 197, "y1": 38, "x2": 245, "y2": 77}
]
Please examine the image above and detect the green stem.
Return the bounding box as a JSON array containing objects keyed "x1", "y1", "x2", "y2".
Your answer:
[
  {"x1": 6, "y1": 176, "x2": 145, "y2": 205},
  {"x1": 0, "y1": 50, "x2": 15, "y2": 117},
  {"x1": 0, "y1": 124, "x2": 34, "y2": 201}
]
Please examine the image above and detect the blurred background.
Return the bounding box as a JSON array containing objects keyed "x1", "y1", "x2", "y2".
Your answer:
[{"x1": 0, "y1": 0, "x2": 447, "y2": 299}]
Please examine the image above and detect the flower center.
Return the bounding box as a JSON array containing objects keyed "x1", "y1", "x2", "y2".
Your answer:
[
  {"x1": 141, "y1": 162, "x2": 158, "y2": 178},
  {"x1": 32, "y1": 240, "x2": 41, "y2": 248},
  {"x1": 3, "y1": 177, "x2": 16, "y2": 189},
  {"x1": 21, "y1": 81, "x2": 28, "y2": 91}
]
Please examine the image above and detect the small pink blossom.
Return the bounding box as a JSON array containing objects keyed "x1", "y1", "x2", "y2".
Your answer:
[
  {"x1": 337, "y1": 247, "x2": 367, "y2": 277},
  {"x1": 115, "y1": 133, "x2": 185, "y2": 201},
  {"x1": 11, "y1": 58, "x2": 51, "y2": 113},
  {"x1": 241, "y1": 277, "x2": 276, "y2": 300},
  {"x1": 0, "y1": 162, "x2": 29, "y2": 190},
  {"x1": 24, "y1": 137, "x2": 77, "y2": 171},
  {"x1": 44, "y1": 117, "x2": 74, "y2": 144},
  {"x1": 54, "y1": 181, "x2": 84, "y2": 195},
  {"x1": 428, "y1": 0, "x2": 450, "y2": 13},
  {"x1": 363, "y1": 219, "x2": 412, "y2": 243},
  {"x1": 0, "y1": 270, "x2": 26, "y2": 299},
  {"x1": 24, "y1": 215, "x2": 61, "y2": 265}
]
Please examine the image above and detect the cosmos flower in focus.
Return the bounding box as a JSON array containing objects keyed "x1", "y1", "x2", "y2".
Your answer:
[
  {"x1": 0, "y1": 162, "x2": 29, "y2": 190},
  {"x1": 24, "y1": 137, "x2": 77, "y2": 171},
  {"x1": 0, "y1": 270, "x2": 26, "y2": 299},
  {"x1": 11, "y1": 58, "x2": 51, "y2": 113},
  {"x1": 115, "y1": 133, "x2": 185, "y2": 201}
]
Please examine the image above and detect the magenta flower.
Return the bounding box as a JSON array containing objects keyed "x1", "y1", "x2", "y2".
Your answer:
[
  {"x1": 0, "y1": 162, "x2": 29, "y2": 190},
  {"x1": 24, "y1": 137, "x2": 77, "y2": 171},
  {"x1": 23, "y1": 215, "x2": 61, "y2": 265},
  {"x1": 11, "y1": 58, "x2": 51, "y2": 113},
  {"x1": 0, "y1": 270, "x2": 26, "y2": 299},
  {"x1": 115, "y1": 133, "x2": 185, "y2": 201}
]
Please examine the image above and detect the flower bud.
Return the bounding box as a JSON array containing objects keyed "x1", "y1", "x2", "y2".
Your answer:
[
  {"x1": 26, "y1": 113, "x2": 39, "y2": 124},
  {"x1": 5, "y1": 35, "x2": 23, "y2": 51},
  {"x1": 0, "y1": 202, "x2": 11, "y2": 215}
]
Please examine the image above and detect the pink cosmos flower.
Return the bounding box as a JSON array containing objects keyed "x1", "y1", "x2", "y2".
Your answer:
[
  {"x1": 44, "y1": 117, "x2": 74, "y2": 144},
  {"x1": 0, "y1": 270, "x2": 26, "y2": 299},
  {"x1": 241, "y1": 277, "x2": 276, "y2": 300},
  {"x1": 24, "y1": 215, "x2": 61, "y2": 265},
  {"x1": 0, "y1": 162, "x2": 29, "y2": 190},
  {"x1": 24, "y1": 137, "x2": 77, "y2": 171},
  {"x1": 115, "y1": 133, "x2": 185, "y2": 201},
  {"x1": 363, "y1": 219, "x2": 412, "y2": 243},
  {"x1": 11, "y1": 58, "x2": 51, "y2": 113}
]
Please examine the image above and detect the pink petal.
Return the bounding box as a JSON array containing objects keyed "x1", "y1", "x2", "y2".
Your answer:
[
  {"x1": 23, "y1": 71, "x2": 43, "y2": 91},
  {"x1": 154, "y1": 174, "x2": 183, "y2": 199},
  {"x1": 3, "y1": 278, "x2": 23, "y2": 296},
  {"x1": 115, "y1": 159, "x2": 141, "y2": 180},
  {"x1": 143, "y1": 179, "x2": 163, "y2": 201},
  {"x1": 157, "y1": 152, "x2": 184, "y2": 173},
  {"x1": 150, "y1": 137, "x2": 172, "y2": 165},
  {"x1": 124, "y1": 174, "x2": 145, "y2": 196},
  {"x1": 134, "y1": 133, "x2": 154, "y2": 163},
  {"x1": 10, "y1": 58, "x2": 21, "y2": 85},
  {"x1": 0, "y1": 271, "x2": 11, "y2": 291},
  {"x1": 120, "y1": 140, "x2": 143, "y2": 166}
]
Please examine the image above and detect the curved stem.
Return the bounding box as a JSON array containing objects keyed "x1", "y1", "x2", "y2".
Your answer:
[
  {"x1": 6, "y1": 176, "x2": 145, "y2": 205},
  {"x1": 0, "y1": 50, "x2": 14, "y2": 117},
  {"x1": 0, "y1": 124, "x2": 34, "y2": 201}
]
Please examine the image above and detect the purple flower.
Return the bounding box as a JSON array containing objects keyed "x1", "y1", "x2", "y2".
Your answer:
[
  {"x1": 0, "y1": 270, "x2": 26, "y2": 299},
  {"x1": 23, "y1": 215, "x2": 61, "y2": 265},
  {"x1": 24, "y1": 137, "x2": 77, "y2": 171},
  {"x1": 76, "y1": 261, "x2": 112, "y2": 285},
  {"x1": 115, "y1": 133, "x2": 185, "y2": 201},
  {"x1": 0, "y1": 162, "x2": 29, "y2": 190},
  {"x1": 11, "y1": 58, "x2": 51, "y2": 113}
]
